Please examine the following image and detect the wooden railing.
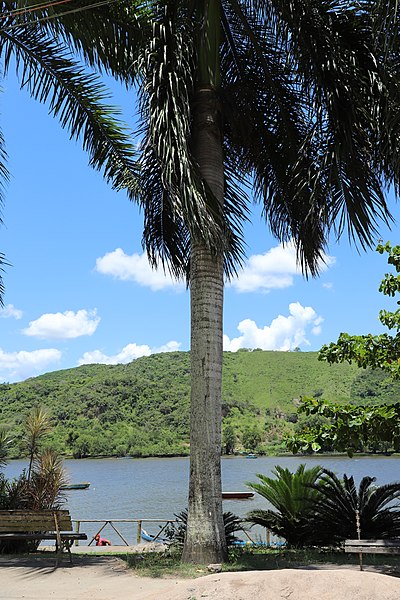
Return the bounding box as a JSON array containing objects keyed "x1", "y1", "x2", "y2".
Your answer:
[
  {"x1": 72, "y1": 518, "x2": 177, "y2": 546},
  {"x1": 72, "y1": 518, "x2": 278, "y2": 547}
]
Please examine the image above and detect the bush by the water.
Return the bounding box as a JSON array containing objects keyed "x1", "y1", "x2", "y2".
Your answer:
[
  {"x1": 246, "y1": 464, "x2": 400, "y2": 547},
  {"x1": 0, "y1": 408, "x2": 67, "y2": 553}
]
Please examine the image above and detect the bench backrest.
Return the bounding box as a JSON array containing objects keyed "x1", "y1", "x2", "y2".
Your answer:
[{"x1": 0, "y1": 510, "x2": 73, "y2": 532}]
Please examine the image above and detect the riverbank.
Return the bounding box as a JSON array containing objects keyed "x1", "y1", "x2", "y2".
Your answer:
[
  {"x1": 2, "y1": 554, "x2": 400, "y2": 600},
  {"x1": 5, "y1": 455, "x2": 400, "y2": 548}
]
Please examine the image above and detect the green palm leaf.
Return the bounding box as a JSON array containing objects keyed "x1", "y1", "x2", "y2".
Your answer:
[
  {"x1": 246, "y1": 464, "x2": 324, "y2": 547},
  {"x1": 308, "y1": 468, "x2": 400, "y2": 543},
  {"x1": 0, "y1": 24, "x2": 139, "y2": 196}
]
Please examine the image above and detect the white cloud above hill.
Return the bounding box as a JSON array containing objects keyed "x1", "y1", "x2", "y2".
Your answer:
[
  {"x1": 95, "y1": 242, "x2": 335, "y2": 296},
  {"x1": 78, "y1": 340, "x2": 181, "y2": 366},
  {"x1": 0, "y1": 348, "x2": 61, "y2": 382},
  {"x1": 223, "y1": 302, "x2": 323, "y2": 351}
]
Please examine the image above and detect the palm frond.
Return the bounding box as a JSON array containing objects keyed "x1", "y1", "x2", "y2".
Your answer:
[
  {"x1": 0, "y1": 24, "x2": 140, "y2": 197},
  {"x1": 17, "y1": 0, "x2": 148, "y2": 82},
  {"x1": 0, "y1": 425, "x2": 12, "y2": 469},
  {"x1": 246, "y1": 464, "x2": 324, "y2": 546},
  {"x1": 221, "y1": 0, "x2": 394, "y2": 274},
  {"x1": 0, "y1": 112, "x2": 10, "y2": 307}
]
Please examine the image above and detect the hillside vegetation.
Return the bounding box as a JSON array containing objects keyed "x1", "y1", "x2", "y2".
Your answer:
[{"x1": 1, "y1": 350, "x2": 399, "y2": 458}]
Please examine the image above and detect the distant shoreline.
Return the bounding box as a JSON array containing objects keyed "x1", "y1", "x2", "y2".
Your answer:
[{"x1": 6, "y1": 450, "x2": 400, "y2": 461}]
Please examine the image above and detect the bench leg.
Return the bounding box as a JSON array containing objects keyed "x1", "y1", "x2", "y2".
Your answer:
[{"x1": 63, "y1": 539, "x2": 73, "y2": 564}]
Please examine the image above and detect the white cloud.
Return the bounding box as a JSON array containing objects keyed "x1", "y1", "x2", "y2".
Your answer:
[
  {"x1": 322, "y1": 282, "x2": 334, "y2": 290},
  {"x1": 153, "y1": 341, "x2": 182, "y2": 353},
  {"x1": 22, "y1": 309, "x2": 100, "y2": 340},
  {"x1": 95, "y1": 248, "x2": 184, "y2": 291},
  {"x1": 223, "y1": 302, "x2": 324, "y2": 351},
  {"x1": 0, "y1": 348, "x2": 62, "y2": 383},
  {"x1": 230, "y1": 242, "x2": 335, "y2": 293},
  {"x1": 78, "y1": 340, "x2": 182, "y2": 366},
  {"x1": 0, "y1": 304, "x2": 23, "y2": 319}
]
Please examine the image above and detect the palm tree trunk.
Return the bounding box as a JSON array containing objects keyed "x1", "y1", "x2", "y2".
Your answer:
[{"x1": 182, "y1": 86, "x2": 227, "y2": 564}]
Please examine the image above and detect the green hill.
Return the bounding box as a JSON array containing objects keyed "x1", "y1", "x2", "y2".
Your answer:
[{"x1": 1, "y1": 350, "x2": 399, "y2": 458}]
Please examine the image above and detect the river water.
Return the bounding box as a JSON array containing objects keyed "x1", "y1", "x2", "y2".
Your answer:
[{"x1": 5, "y1": 455, "x2": 400, "y2": 544}]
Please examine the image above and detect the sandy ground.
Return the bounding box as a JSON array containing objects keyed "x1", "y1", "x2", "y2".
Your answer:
[{"x1": 1, "y1": 554, "x2": 400, "y2": 600}]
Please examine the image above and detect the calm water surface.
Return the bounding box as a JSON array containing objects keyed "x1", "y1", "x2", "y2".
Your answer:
[{"x1": 5, "y1": 455, "x2": 400, "y2": 543}]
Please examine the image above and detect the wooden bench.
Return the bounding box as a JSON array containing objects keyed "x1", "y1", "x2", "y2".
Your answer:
[
  {"x1": 345, "y1": 538, "x2": 400, "y2": 570},
  {"x1": 0, "y1": 509, "x2": 87, "y2": 562}
]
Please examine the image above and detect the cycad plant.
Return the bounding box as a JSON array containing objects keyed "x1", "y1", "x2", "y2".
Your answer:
[
  {"x1": 307, "y1": 469, "x2": 400, "y2": 545},
  {"x1": 246, "y1": 464, "x2": 324, "y2": 547},
  {"x1": 168, "y1": 508, "x2": 243, "y2": 548}
]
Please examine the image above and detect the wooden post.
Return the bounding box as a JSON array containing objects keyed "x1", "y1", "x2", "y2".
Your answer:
[
  {"x1": 356, "y1": 509, "x2": 363, "y2": 571},
  {"x1": 75, "y1": 521, "x2": 80, "y2": 546},
  {"x1": 137, "y1": 520, "x2": 142, "y2": 544},
  {"x1": 266, "y1": 529, "x2": 271, "y2": 546}
]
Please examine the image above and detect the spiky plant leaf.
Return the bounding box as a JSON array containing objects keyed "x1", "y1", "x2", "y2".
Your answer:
[
  {"x1": 246, "y1": 464, "x2": 324, "y2": 547},
  {"x1": 307, "y1": 468, "x2": 400, "y2": 544}
]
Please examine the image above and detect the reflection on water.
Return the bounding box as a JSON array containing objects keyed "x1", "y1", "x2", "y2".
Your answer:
[{"x1": 5, "y1": 455, "x2": 400, "y2": 544}]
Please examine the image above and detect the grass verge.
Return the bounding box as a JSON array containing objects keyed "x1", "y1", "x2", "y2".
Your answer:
[{"x1": 123, "y1": 546, "x2": 400, "y2": 579}]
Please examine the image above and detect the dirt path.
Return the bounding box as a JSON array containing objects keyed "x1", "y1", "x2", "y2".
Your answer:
[
  {"x1": 1, "y1": 555, "x2": 400, "y2": 600},
  {"x1": 0, "y1": 555, "x2": 183, "y2": 600}
]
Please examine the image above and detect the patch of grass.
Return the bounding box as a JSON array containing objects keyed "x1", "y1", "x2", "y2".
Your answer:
[
  {"x1": 226, "y1": 547, "x2": 348, "y2": 571},
  {"x1": 124, "y1": 549, "x2": 207, "y2": 579},
  {"x1": 123, "y1": 547, "x2": 400, "y2": 579}
]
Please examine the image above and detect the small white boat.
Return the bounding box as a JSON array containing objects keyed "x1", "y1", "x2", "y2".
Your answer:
[{"x1": 61, "y1": 482, "x2": 90, "y2": 490}]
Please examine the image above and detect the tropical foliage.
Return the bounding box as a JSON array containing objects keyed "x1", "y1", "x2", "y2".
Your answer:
[
  {"x1": 166, "y1": 509, "x2": 243, "y2": 548},
  {"x1": 287, "y1": 243, "x2": 400, "y2": 455},
  {"x1": 246, "y1": 466, "x2": 400, "y2": 548},
  {"x1": 307, "y1": 469, "x2": 400, "y2": 545},
  {"x1": 46, "y1": 0, "x2": 400, "y2": 563},
  {"x1": 286, "y1": 396, "x2": 400, "y2": 455},
  {"x1": 320, "y1": 243, "x2": 400, "y2": 378},
  {"x1": 0, "y1": 408, "x2": 67, "y2": 553},
  {"x1": 246, "y1": 464, "x2": 324, "y2": 547},
  {"x1": 4, "y1": 0, "x2": 400, "y2": 562}
]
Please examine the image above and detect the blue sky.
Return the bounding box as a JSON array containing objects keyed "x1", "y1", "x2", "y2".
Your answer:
[{"x1": 0, "y1": 70, "x2": 398, "y2": 383}]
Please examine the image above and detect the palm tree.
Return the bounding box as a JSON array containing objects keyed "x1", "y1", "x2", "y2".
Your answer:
[
  {"x1": 246, "y1": 464, "x2": 324, "y2": 547},
  {"x1": 14, "y1": 0, "x2": 400, "y2": 562},
  {"x1": 0, "y1": 0, "x2": 141, "y2": 304}
]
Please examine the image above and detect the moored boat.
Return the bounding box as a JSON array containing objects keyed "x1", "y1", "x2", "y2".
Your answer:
[
  {"x1": 61, "y1": 482, "x2": 90, "y2": 490},
  {"x1": 245, "y1": 453, "x2": 258, "y2": 459},
  {"x1": 140, "y1": 528, "x2": 169, "y2": 544},
  {"x1": 222, "y1": 491, "x2": 254, "y2": 500}
]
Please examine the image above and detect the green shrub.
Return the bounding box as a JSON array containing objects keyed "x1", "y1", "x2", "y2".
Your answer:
[
  {"x1": 307, "y1": 468, "x2": 400, "y2": 545},
  {"x1": 246, "y1": 464, "x2": 324, "y2": 547}
]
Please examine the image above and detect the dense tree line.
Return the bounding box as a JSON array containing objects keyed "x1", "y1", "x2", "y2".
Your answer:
[{"x1": 1, "y1": 350, "x2": 399, "y2": 459}]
